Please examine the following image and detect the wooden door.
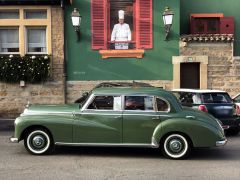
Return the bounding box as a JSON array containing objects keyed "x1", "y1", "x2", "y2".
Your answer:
[{"x1": 180, "y1": 63, "x2": 200, "y2": 89}]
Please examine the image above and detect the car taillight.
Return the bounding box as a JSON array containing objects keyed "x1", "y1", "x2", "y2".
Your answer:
[
  {"x1": 235, "y1": 104, "x2": 240, "y2": 115},
  {"x1": 198, "y1": 105, "x2": 208, "y2": 113}
]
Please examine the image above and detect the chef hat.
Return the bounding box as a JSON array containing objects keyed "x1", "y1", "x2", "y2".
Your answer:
[{"x1": 118, "y1": 10, "x2": 124, "y2": 19}]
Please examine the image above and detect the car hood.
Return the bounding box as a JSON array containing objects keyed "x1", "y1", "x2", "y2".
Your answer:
[
  {"x1": 22, "y1": 104, "x2": 81, "y2": 115},
  {"x1": 181, "y1": 107, "x2": 222, "y2": 128}
]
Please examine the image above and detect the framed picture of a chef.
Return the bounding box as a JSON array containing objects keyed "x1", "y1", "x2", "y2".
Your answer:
[{"x1": 111, "y1": 10, "x2": 132, "y2": 50}]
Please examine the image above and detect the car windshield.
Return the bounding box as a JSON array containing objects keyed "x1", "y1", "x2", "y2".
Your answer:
[{"x1": 201, "y1": 93, "x2": 232, "y2": 103}]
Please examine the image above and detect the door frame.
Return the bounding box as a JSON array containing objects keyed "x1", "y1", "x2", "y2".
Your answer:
[{"x1": 172, "y1": 56, "x2": 208, "y2": 89}]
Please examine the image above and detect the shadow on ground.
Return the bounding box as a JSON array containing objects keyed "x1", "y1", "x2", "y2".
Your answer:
[{"x1": 53, "y1": 143, "x2": 239, "y2": 161}]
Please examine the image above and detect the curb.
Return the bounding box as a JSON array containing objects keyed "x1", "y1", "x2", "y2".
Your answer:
[
  {"x1": 0, "y1": 119, "x2": 15, "y2": 121},
  {"x1": 0, "y1": 119, "x2": 14, "y2": 131}
]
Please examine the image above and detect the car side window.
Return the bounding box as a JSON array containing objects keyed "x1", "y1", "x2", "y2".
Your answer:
[
  {"x1": 87, "y1": 96, "x2": 115, "y2": 110},
  {"x1": 156, "y1": 98, "x2": 169, "y2": 112},
  {"x1": 179, "y1": 92, "x2": 194, "y2": 107},
  {"x1": 124, "y1": 96, "x2": 154, "y2": 111}
]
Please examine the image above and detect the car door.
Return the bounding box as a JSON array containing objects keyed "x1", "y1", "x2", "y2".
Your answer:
[
  {"x1": 123, "y1": 95, "x2": 170, "y2": 144},
  {"x1": 73, "y1": 95, "x2": 122, "y2": 143}
]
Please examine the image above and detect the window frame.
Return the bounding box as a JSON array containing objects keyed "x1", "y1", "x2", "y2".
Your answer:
[
  {"x1": 0, "y1": 6, "x2": 51, "y2": 56},
  {"x1": 190, "y1": 14, "x2": 224, "y2": 34},
  {"x1": 108, "y1": 0, "x2": 135, "y2": 49},
  {"x1": 25, "y1": 26, "x2": 47, "y2": 54},
  {"x1": 0, "y1": 9, "x2": 19, "y2": 19},
  {"x1": 24, "y1": 9, "x2": 47, "y2": 19},
  {"x1": 91, "y1": 0, "x2": 152, "y2": 59},
  {"x1": 0, "y1": 27, "x2": 20, "y2": 54}
]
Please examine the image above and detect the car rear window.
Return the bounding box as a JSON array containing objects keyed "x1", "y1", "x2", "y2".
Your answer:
[{"x1": 201, "y1": 93, "x2": 232, "y2": 103}]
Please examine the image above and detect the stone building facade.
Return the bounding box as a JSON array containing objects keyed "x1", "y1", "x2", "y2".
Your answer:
[
  {"x1": 0, "y1": 6, "x2": 64, "y2": 118},
  {"x1": 175, "y1": 34, "x2": 240, "y2": 96}
]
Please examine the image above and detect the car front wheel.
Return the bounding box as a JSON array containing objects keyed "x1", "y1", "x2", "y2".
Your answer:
[
  {"x1": 24, "y1": 128, "x2": 54, "y2": 155},
  {"x1": 161, "y1": 134, "x2": 191, "y2": 159}
]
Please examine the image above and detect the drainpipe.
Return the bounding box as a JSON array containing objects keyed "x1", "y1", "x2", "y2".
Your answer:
[{"x1": 61, "y1": 0, "x2": 67, "y2": 104}]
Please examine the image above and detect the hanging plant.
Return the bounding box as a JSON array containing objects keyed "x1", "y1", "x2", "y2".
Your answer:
[{"x1": 0, "y1": 54, "x2": 50, "y2": 83}]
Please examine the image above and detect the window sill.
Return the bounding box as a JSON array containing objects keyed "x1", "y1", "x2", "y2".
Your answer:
[{"x1": 99, "y1": 49, "x2": 145, "y2": 59}]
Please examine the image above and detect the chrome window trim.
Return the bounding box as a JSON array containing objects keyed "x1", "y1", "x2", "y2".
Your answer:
[
  {"x1": 78, "y1": 112, "x2": 123, "y2": 116},
  {"x1": 21, "y1": 112, "x2": 73, "y2": 116},
  {"x1": 155, "y1": 96, "x2": 171, "y2": 113},
  {"x1": 123, "y1": 95, "x2": 155, "y2": 111},
  {"x1": 78, "y1": 112, "x2": 170, "y2": 117}
]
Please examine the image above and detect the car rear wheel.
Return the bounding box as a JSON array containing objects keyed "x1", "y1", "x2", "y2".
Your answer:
[
  {"x1": 24, "y1": 128, "x2": 54, "y2": 155},
  {"x1": 161, "y1": 134, "x2": 191, "y2": 159}
]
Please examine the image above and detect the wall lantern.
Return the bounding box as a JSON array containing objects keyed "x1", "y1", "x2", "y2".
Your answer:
[
  {"x1": 71, "y1": 8, "x2": 81, "y2": 41},
  {"x1": 162, "y1": 7, "x2": 174, "y2": 41}
]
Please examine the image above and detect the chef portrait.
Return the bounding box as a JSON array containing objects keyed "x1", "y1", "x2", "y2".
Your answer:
[{"x1": 111, "y1": 10, "x2": 132, "y2": 49}]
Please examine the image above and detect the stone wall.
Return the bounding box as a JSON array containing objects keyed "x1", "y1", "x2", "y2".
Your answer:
[
  {"x1": 66, "y1": 80, "x2": 173, "y2": 103},
  {"x1": 180, "y1": 41, "x2": 240, "y2": 96},
  {"x1": 0, "y1": 7, "x2": 64, "y2": 118}
]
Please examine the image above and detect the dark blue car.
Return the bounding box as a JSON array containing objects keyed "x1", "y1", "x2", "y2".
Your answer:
[{"x1": 172, "y1": 89, "x2": 240, "y2": 135}]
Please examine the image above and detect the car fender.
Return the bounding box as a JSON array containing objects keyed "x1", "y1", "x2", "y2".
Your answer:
[
  {"x1": 15, "y1": 114, "x2": 74, "y2": 143},
  {"x1": 152, "y1": 118, "x2": 223, "y2": 148}
]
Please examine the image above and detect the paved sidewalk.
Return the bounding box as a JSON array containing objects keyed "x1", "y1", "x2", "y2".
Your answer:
[{"x1": 0, "y1": 118, "x2": 14, "y2": 131}]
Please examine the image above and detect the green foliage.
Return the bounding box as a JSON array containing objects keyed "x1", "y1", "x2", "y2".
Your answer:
[{"x1": 0, "y1": 55, "x2": 50, "y2": 83}]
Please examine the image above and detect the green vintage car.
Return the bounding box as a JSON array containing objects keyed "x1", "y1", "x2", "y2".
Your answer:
[{"x1": 10, "y1": 87, "x2": 227, "y2": 159}]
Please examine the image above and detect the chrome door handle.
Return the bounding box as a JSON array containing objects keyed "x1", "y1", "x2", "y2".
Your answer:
[
  {"x1": 114, "y1": 116, "x2": 121, "y2": 119},
  {"x1": 152, "y1": 116, "x2": 160, "y2": 120},
  {"x1": 186, "y1": 116, "x2": 195, "y2": 119}
]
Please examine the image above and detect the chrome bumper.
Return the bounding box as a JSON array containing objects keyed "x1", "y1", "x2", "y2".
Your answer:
[
  {"x1": 10, "y1": 137, "x2": 19, "y2": 143},
  {"x1": 216, "y1": 139, "x2": 227, "y2": 146}
]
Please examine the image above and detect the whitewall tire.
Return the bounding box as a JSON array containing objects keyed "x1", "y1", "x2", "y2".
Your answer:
[
  {"x1": 24, "y1": 129, "x2": 54, "y2": 155},
  {"x1": 162, "y1": 134, "x2": 191, "y2": 159}
]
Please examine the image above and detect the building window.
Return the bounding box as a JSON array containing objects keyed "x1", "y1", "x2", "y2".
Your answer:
[
  {"x1": 0, "y1": 6, "x2": 51, "y2": 56},
  {"x1": 190, "y1": 14, "x2": 234, "y2": 34},
  {"x1": 91, "y1": 0, "x2": 152, "y2": 51},
  {"x1": 24, "y1": 10, "x2": 47, "y2": 19},
  {"x1": 27, "y1": 27, "x2": 47, "y2": 53},
  {"x1": 193, "y1": 18, "x2": 219, "y2": 34},
  {"x1": 0, "y1": 28, "x2": 19, "y2": 53},
  {"x1": 0, "y1": 10, "x2": 19, "y2": 19},
  {"x1": 109, "y1": 1, "x2": 134, "y2": 49}
]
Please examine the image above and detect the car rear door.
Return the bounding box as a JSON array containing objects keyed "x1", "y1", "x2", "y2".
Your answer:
[{"x1": 122, "y1": 95, "x2": 171, "y2": 145}]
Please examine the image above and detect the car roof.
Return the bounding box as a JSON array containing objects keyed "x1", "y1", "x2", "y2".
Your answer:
[
  {"x1": 94, "y1": 82, "x2": 154, "y2": 88},
  {"x1": 92, "y1": 87, "x2": 169, "y2": 96},
  {"x1": 172, "y1": 89, "x2": 227, "y2": 93}
]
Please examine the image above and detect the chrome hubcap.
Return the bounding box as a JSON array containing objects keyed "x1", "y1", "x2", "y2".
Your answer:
[
  {"x1": 169, "y1": 139, "x2": 183, "y2": 153},
  {"x1": 32, "y1": 135, "x2": 45, "y2": 149}
]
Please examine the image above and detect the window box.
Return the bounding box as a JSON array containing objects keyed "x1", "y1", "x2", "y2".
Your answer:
[{"x1": 99, "y1": 49, "x2": 144, "y2": 59}]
